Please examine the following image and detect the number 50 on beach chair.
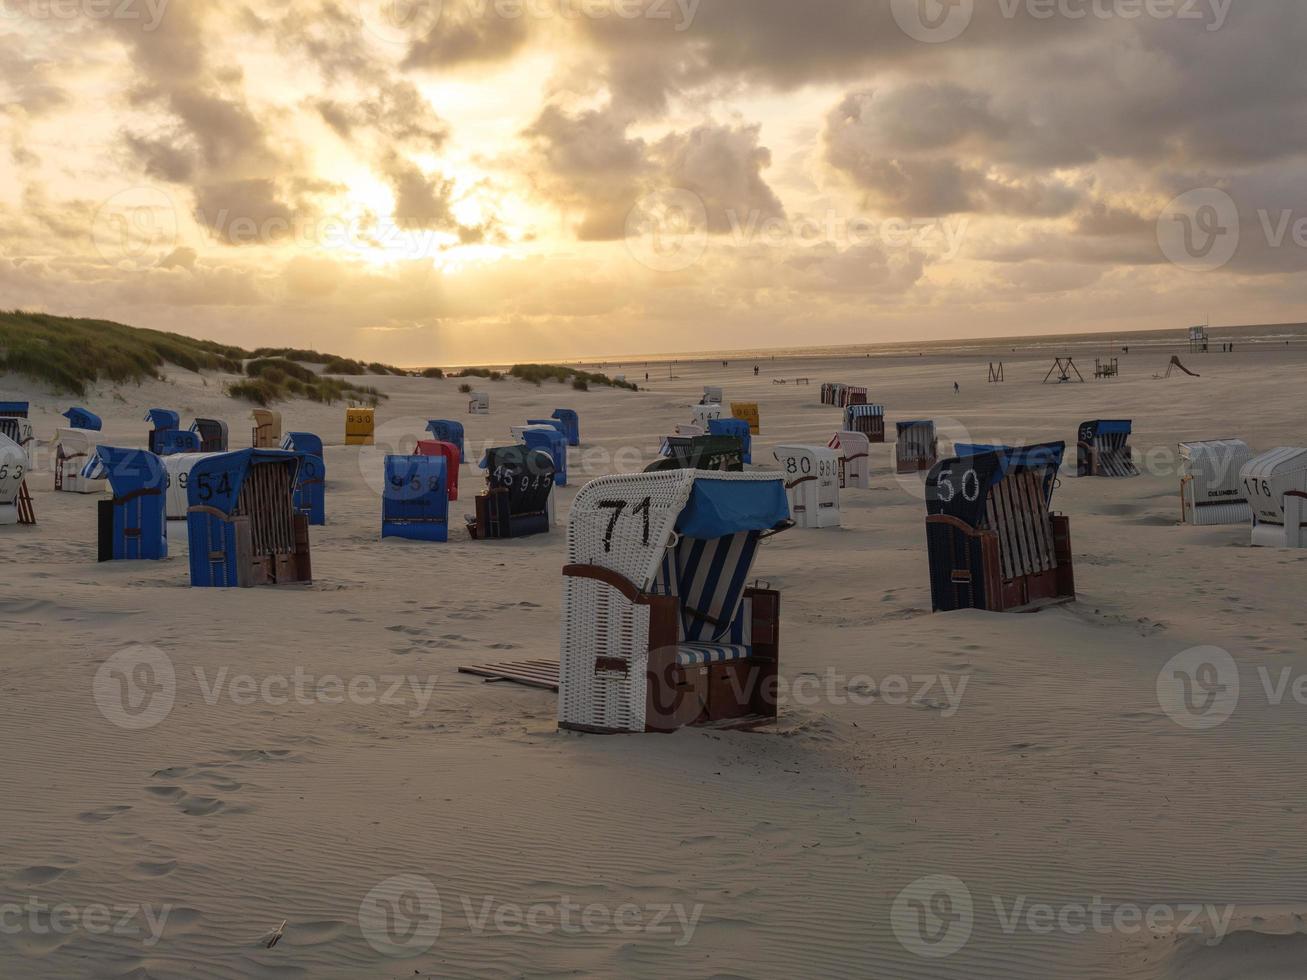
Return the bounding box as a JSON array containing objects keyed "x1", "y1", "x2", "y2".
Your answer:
[{"x1": 925, "y1": 443, "x2": 1075, "y2": 613}]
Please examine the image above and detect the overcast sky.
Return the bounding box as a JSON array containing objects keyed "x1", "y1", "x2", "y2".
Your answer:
[{"x1": 2, "y1": 0, "x2": 1303, "y2": 363}]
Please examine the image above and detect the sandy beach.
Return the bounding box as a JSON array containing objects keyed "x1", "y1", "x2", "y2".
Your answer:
[{"x1": 2, "y1": 342, "x2": 1306, "y2": 979}]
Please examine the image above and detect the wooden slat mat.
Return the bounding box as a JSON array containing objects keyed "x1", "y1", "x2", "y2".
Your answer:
[{"x1": 458, "y1": 659, "x2": 560, "y2": 691}]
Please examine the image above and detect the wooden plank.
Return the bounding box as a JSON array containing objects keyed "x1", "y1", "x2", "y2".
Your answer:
[
  {"x1": 458, "y1": 660, "x2": 561, "y2": 692},
  {"x1": 1016, "y1": 471, "x2": 1050, "y2": 574},
  {"x1": 989, "y1": 478, "x2": 1019, "y2": 581}
]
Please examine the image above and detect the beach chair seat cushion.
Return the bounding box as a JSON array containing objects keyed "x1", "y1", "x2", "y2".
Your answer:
[{"x1": 674, "y1": 642, "x2": 752, "y2": 667}]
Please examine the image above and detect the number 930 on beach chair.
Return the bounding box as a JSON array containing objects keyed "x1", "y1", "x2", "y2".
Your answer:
[
  {"x1": 186, "y1": 449, "x2": 312, "y2": 587},
  {"x1": 558, "y1": 471, "x2": 792, "y2": 734},
  {"x1": 773, "y1": 445, "x2": 840, "y2": 528},
  {"x1": 925, "y1": 443, "x2": 1075, "y2": 613}
]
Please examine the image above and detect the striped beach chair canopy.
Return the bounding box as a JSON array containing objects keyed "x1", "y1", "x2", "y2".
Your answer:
[
  {"x1": 1179, "y1": 440, "x2": 1254, "y2": 526},
  {"x1": 1242, "y1": 447, "x2": 1307, "y2": 548},
  {"x1": 0, "y1": 401, "x2": 28, "y2": 418}
]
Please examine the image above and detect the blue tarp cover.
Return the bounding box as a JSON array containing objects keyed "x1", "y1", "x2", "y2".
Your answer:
[
  {"x1": 186, "y1": 449, "x2": 301, "y2": 517},
  {"x1": 282, "y1": 431, "x2": 324, "y2": 457},
  {"x1": 675, "y1": 477, "x2": 790, "y2": 539},
  {"x1": 1095, "y1": 420, "x2": 1133, "y2": 435},
  {"x1": 63, "y1": 407, "x2": 102, "y2": 430},
  {"x1": 0, "y1": 401, "x2": 28, "y2": 416}
]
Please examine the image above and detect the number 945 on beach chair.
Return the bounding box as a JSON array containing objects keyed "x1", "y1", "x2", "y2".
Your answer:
[
  {"x1": 925, "y1": 443, "x2": 1075, "y2": 613},
  {"x1": 558, "y1": 471, "x2": 792, "y2": 734}
]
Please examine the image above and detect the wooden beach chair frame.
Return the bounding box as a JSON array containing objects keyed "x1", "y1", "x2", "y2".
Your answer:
[
  {"x1": 926, "y1": 443, "x2": 1075, "y2": 613},
  {"x1": 558, "y1": 471, "x2": 791, "y2": 734}
]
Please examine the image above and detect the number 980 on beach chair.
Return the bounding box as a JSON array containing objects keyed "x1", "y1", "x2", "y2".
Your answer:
[
  {"x1": 773, "y1": 445, "x2": 840, "y2": 528},
  {"x1": 559, "y1": 471, "x2": 791, "y2": 734}
]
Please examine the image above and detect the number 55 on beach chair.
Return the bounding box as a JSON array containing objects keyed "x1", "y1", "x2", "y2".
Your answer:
[
  {"x1": 559, "y1": 471, "x2": 792, "y2": 734},
  {"x1": 925, "y1": 443, "x2": 1075, "y2": 613}
]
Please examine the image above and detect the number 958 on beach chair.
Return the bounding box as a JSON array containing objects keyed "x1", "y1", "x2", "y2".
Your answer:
[{"x1": 558, "y1": 471, "x2": 791, "y2": 734}]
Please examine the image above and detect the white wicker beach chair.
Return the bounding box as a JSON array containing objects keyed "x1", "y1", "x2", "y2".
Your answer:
[
  {"x1": 773, "y1": 445, "x2": 841, "y2": 528},
  {"x1": 0, "y1": 433, "x2": 32, "y2": 525},
  {"x1": 828, "y1": 431, "x2": 872, "y2": 490},
  {"x1": 468, "y1": 392, "x2": 490, "y2": 415},
  {"x1": 1242, "y1": 448, "x2": 1307, "y2": 548},
  {"x1": 702, "y1": 386, "x2": 724, "y2": 404},
  {"x1": 558, "y1": 470, "x2": 791, "y2": 734},
  {"x1": 1179, "y1": 440, "x2": 1255, "y2": 526},
  {"x1": 691, "y1": 404, "x2": 723, "y2": 428},
  {"x1": 53, "y1": 428, "x2": 106, "y2": 493}
]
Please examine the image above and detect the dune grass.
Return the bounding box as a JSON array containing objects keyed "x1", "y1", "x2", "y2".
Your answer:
[
  {"x1": 0, "y1": 310, "x2": 243, "y2": 396},
  {"x1": 509, "y1": 363, "x2": 638, "y2": 390}
]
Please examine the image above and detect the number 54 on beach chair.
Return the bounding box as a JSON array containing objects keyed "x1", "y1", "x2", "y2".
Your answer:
[{"x1": 558, "y1": 471, "x2": 792, "y2": 734}]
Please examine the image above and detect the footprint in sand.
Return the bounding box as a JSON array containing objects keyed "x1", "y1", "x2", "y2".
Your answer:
[
  {"x1": 15, "y1": 864, "x2": 74, "y2": 885},
  {"x1": 77, "y1": 804, "x2": 133, "y2": 822},
  {"x1": 134, "y1": 859, "x2": 178, "y2": 878}
]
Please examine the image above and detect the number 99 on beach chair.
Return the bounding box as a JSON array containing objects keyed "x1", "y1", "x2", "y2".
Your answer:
[
  {"x1": 925, "y1": 443, "x2": 1075, "y2": 613},
  {"x1": 558, "y1": 471, "x2": 791, "y2": 734}
]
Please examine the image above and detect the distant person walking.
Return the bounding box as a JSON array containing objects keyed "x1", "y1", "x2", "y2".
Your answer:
[
  {"x1": 954, "y1": 381, "x2": 960, "y2": 395},
  {"x1": 753, "y1": 365, "x2": 759, "y2": 376}
]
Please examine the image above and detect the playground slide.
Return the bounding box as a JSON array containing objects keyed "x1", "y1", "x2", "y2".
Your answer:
[{"x1": 1170, "y1": 356, "x2": 1200, "y2": 377}]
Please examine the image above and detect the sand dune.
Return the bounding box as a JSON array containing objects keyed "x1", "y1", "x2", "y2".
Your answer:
[{"x1": 1, "y1": 345, "x2": 1305, "y2": 978}]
